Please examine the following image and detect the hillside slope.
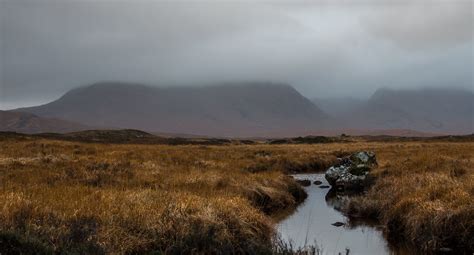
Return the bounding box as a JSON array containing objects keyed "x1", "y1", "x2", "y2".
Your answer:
[
  {"x1": 313, "y1": 88, "x2": 473, "y2": 135},
  {"x1": 0, "y1": 110, "x2": 89, "y2": 133},
  {"x1": 16, "y1": 82, "x2": 329, "y2": 137}
]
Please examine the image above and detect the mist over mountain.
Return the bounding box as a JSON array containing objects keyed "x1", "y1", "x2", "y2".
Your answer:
[
  {"x1": 313, "y1": 88, "x2": 474, "y2": 135},
  {"x1": 0, "y1": 110, "x2": 89, "y2": 134},
  {"x1": 312, "y1": 97, "x2": 365, "y2": 117},
  {"x1": 8, "y1": 83, "x2": 472, "y2": 136},
  {"x1": 15, "y1": 82, "x2": 330, "y2": 137}
]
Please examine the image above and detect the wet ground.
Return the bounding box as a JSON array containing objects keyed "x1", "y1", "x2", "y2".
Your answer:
[{"x1": 277, "y1": 173, "x2": 414, "y2": 255}]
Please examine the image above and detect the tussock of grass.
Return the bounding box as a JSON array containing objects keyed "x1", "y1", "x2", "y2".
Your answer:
[{"x1": 1, "y1": 189, "x2": 274, "y2": 253}]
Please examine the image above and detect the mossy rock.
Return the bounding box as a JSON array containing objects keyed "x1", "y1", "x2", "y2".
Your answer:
[
  {"x1": 349, "y1": 165, "x2": 371, "y2": 176},
  {"x1": 349, "y1": 151, "x2": 377, "y2": 167}
]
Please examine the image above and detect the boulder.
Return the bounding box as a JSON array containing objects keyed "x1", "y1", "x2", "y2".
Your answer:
[
  {"x1": 325, "y1": 165, "x2": 350, "y2": 186},
  {"x1": 296, "y1": 179, "x2": 311, "y2": 187},
  {"x1": 313, "y1": 180, "x2": 323, "y2": 185},
  {"x1": 324, "y1": 151, "x2": 376, "y2": 190},
  {"x1": 350, "y1": 151, "x2": 377, "y2": 167},
  {"x1": 349, "y1": 164, "x2": 371, "y2": 176},
  {"x1": 335, "y1": 172, "x2": 367, "y2": 190}
]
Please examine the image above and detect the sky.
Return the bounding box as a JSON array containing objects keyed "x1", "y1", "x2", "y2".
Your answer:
[{"x1": 0, "y1": 0, "x2": 473, "y2": 109}]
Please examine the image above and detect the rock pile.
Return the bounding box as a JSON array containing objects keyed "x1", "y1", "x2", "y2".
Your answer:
[{"x1": 325, "y1": 151, "x2": 377, "y2": 190}]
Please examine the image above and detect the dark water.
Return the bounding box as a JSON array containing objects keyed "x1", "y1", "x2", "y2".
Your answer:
[{"x1": 277, "y1": 174, "x2": 412, "y2": 255}]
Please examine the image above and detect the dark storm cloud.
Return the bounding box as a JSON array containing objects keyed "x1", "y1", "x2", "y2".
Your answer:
[{"x1": 0, "y1": 0, "x2": 472, "y2": 109}]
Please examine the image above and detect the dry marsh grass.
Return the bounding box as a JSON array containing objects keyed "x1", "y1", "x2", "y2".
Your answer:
[
  {"x1": 346, "y1": 142, "x2": 474, "y2": 252},
  {"x1": 0, "y1": 139, "x2": 335, "y2": 254},
  {"x1": 0, "y1": 136, "x2": 472, "y2": 253}
]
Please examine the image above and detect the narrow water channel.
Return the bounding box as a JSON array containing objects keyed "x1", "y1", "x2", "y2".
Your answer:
[{"x1": 277, "y1": 174, "x2": 411, "y2": 255}]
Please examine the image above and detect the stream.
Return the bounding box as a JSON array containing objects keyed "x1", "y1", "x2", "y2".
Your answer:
[{"x1": 277, "y1": 173, "x2": 413, "y2": 255}]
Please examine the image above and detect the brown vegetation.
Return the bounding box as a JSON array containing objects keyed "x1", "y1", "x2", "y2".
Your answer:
[
  {"x1": 0, "y1": 135, "x2": 472, "y2": 253},
  {"x1": 346, "y1": 142, "x2": 474, "y2": 252},
  {"x1": 0, "y1": 138, "x2": 336, "y2": 253}
]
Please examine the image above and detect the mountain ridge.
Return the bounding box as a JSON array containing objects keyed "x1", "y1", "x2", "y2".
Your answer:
[
  {"x1": 9, "y1": 84, "x2": 473, "y2": 136},
  {"x1": 15, "y1": 82, "x2": 330, "y2": 137},
  {"x1": 312, "y1": 87, "x2": 473, "y2": 135}
]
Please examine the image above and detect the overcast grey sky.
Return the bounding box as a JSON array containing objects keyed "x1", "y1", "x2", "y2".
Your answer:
[{"x1": 1, "y1": 0, "x2": 472, "y2": 109}]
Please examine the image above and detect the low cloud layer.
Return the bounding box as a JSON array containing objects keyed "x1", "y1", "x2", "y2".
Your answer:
[{"x1": 1, "y1": 0, "x2": 472, "y2": 109}]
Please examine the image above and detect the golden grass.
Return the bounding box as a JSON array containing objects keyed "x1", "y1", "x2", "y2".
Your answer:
[
  {"x1": 346, "y1": 142, "x2": 474, "y2": 252},
  {"x1": 0, "y1": 139, "x2": 335, "y2": 253},
  {"x1": 0, "y1": 137, "x2": 472, "y2": 253}
]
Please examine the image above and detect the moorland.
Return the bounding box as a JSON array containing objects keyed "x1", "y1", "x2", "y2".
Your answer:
[{"x1": 0, "y1": 131, "x2": 472, "y2": 254}]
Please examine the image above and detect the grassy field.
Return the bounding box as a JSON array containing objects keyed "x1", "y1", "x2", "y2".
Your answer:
[
  {"x1": 0, "y1": 133, "x2": 472, "y2": 253},
  {"x1": 346, "y1": 140, "x2": 474, "y2": 252}
]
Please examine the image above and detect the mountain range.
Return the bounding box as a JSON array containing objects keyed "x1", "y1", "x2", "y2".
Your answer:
[
  {"x1": 12, "y1": 82, "x2": 329, "y2": 137},
  {"x1": 312, "y1": 88, "x2": 473, "y2": 135},
  {"x1": 3, "y1": 82, "x2": 472, "y2": 137}
]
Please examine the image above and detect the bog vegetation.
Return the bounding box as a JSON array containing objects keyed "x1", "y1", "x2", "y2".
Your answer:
[{"x1": 0, "y1": 133, "x2": 472, "y2": 253}]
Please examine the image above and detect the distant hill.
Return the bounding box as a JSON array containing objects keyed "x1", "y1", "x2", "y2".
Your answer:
[
  {"x1": 8, "y1": 129, "x2": 233, "y2": 145},
  {"x1": 313, "y1": 88, "x2": 473, "y2": 135},
  {"x1": 305, "y1": 128, "x2": 442, "y2": 137},
  {"x1": 0, "y1": 110, "x2": 89, "y2": 134},
  {"x1": 15, "y1": 82, "x2": 330, "y2": 137}
]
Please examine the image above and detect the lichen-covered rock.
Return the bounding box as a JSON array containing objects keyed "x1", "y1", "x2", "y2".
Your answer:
[
  {"x1": 349, "y1": 164, "x2": 371, "y2": 176},
  {"x1": 325, "y1": 165, "x2": 349, "y2": 186},
  {"x1": 335, "y1": 172, "x2": 367, "y2": 190},
  {"x1": 350, "y1": 151, "x2": 377, "y2": 167},
  {"x1": 324, "y1": 151, "x2": 376, "y2": 190}
]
